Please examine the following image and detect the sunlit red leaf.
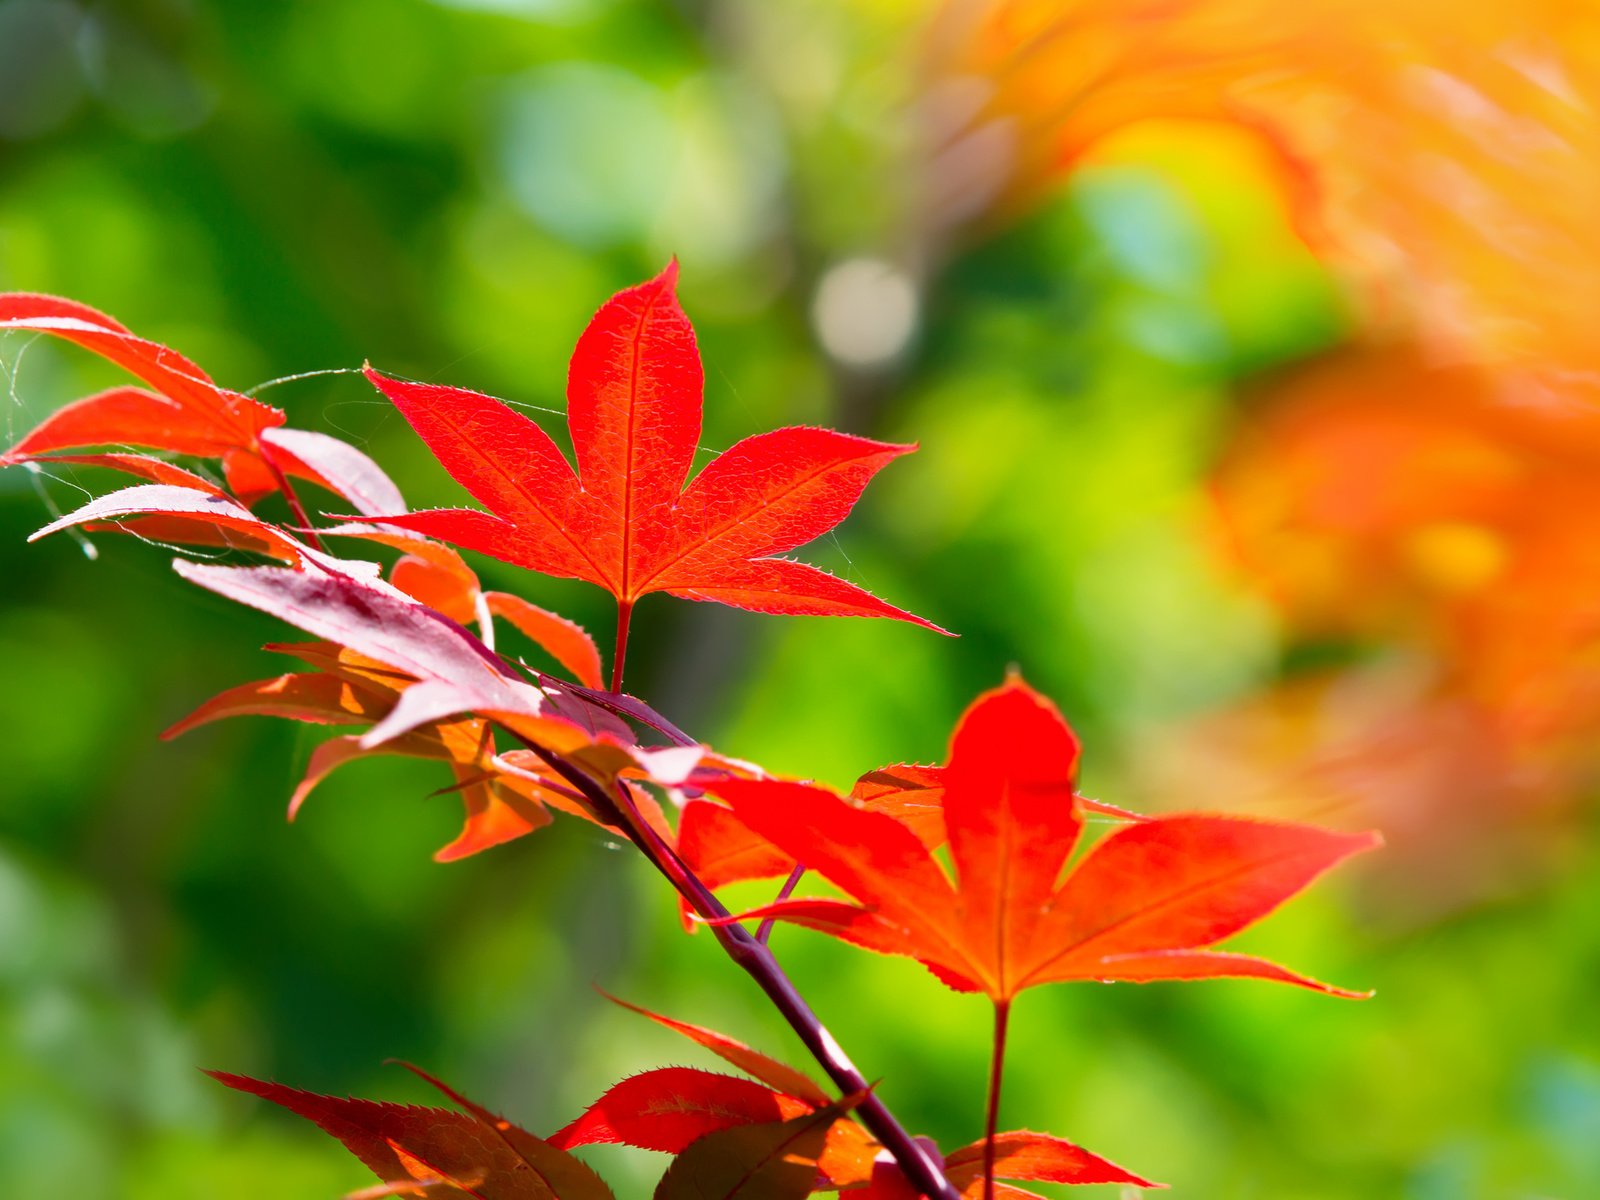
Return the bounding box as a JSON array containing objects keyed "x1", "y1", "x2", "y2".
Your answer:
[
  {"x1": 678, "y1": 800, "x2": 798, "y2": 895},
  {"x1": 363, "y1": 264, "x2": 945, "y2": 644},
  {"x1": 1, "y1": 293, "x2": 406, "y2": 514},
  {"x1": 160, "y1": 669, "x2": 391, "y2": 738},
  {"x1": 715, "y1": 677, "x2": 1377, "y2": 1000},
  {"x1": 30, "y1": 483, "x2": 312, "y2": 563},
  {"x1": 599, "y1": 993, "x2": 831, "y2": 1106},
  {"x1": 678, "y1": 755, "x2": 1142, "y2": 916},
  {"x1": 19, "y1": 451, "x2": 227, "y2": 494},
  {"x1": 0, "y1": 294, "x2": 282, "y2": 442},
  {"x1": 551, "y1": 1067, "x2": 804, "y2": 1154},
  {"x1": 943, "y1": 1131, "x2": 1159, "y2": 1192}
]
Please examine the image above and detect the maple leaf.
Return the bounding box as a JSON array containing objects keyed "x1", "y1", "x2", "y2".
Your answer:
[
  {"x1": 597, "y1": 992, "x2": 831, "y2": 1106},
  {"x1": 0, "y1": 293, "x2": 403, "y2": 512},
  {"x1": 652, "y1": 1097, "x2": 864, "y2": 1200},
  {"x1": 161, "y1": 642, "x2": 575, "y2": 861},
  {"x1": 324, "y1": 525, "x2": 605, "y2": 690},
  {"x1": 712, "y1": 677, "x2": 1378, "y2": 1002},
  {"x1": 210, "y1": 1069, "x2": 615, "y2": 1199},
  {"x1": 550, "y1": 1067, "x2": 809, "y2": 1155},
  {"x1": 170, "y1": 559, "x2": 550, "y2": 747},
  {"x1": 566, "y1": 996, "x2": 1151, "y2": 1196},
  {"x1": 163, "y1": 563, "x2": 723, "y2": 850},
  {"x1": 859, "y1": 1130, "x2": 1161, "y2": 1198},
  {"x1": 552, "y1": 996, "x2": 875, "y2": 1189},
  {"x1": 360, "y1": 262, "x2": 947, "y2": 689},
  {"x1": 30, "y1": 483, "x2": 319, "y2": 564},
  {"x1": 676, "y1": 751, "x2": 1142, "y2": 924}
]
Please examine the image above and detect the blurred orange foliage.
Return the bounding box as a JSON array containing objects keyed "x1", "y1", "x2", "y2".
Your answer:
[
  {"x1": 1187, "y1": 351, "x2": 1600, "y2": 888},
  {"x1": 922, "y1": 0, "x2": 1600, "y2": 869},
  {"x1": 922, "y1": 0, "x2": 1600, "y2": 394}
]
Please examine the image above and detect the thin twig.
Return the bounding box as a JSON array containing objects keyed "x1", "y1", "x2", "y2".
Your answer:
[
  {"x1": 259, "y1": 453, "x2": 326, "y2": 552},
  {"x1": 756, "y1": 865, "x2": 806, "y2": 945},
  {"x1": 535, "y1": 672, "x2": 696, "y2": 747}
]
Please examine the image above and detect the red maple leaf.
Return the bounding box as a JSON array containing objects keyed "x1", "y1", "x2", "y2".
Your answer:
[
  {"x1": 712, "y1": 676, "x2": 1379, "y2": 1003},
  {"x1": 361, "y1": 262, "x2": 946, "y2": 690},
  {"x1": 0, "y1": 294, "x2": 402, "y2": 514}
]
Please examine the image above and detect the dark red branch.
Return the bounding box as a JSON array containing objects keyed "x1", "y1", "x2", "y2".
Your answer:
[{"x1": 507, "y1": 730, "x2": 960, "y2": 1200}]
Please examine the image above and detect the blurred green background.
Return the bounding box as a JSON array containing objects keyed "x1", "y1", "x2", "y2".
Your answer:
[{"x1": 2, "y1": 1, "x2": 1597, "y2": 1197}]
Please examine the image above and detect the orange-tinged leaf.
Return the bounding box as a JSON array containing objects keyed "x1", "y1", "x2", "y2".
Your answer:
[
  {"x1": 1023, "y1": 813, "x2": 1377, "y2": 992},
  {"x1": 364, "y1": 265, "x2": 944, "y2": 633},
  {"x1": 2, "y1": 294, "x2": 406, "y2": 515},
  {"x1": 715, "y1": 678, "x2": 1377, "y2": 1001},
  {"x1": 0, "y1": 295, "x2": 281, "y2": 440},
  {"x1": 942, "y1": 1131, "x2": 1160, "y2": 1191},
  {"x1": 324, "y1": 525, "x2": 605, "y2": 690},
  {"x1": 652, "y1": 1095, "x2": 862, "y2": 1200},
  {"x1": 485, "y1": 593, "x2": 605, "y2": 691},
  {"x1": 16, "y1": 450, "x2": 227, "y2": 494},
  {"x1": 678, "y1": 800, "x2": 798, "y2": 894},
  {"x1": 30, "y1": 483, "x2": 313, "y2": 563},
  {"x1": 2, "y1": 385, "x2": 248, "y2": 461},
  {"x1": 161, "y1": 671, "x2": 392, "y2": 739},
  {"x1": 550, "y1": 1067, "x2": 805, "y2": 1154},
  {"x1": 599, "y1": 993, "x2": 831, "y2": 1107},
  {"x1": 159, "y1": 601, "x2": 579, "y2": 863},
  {"x1": 851, "y1": 764, "x2": 950, "y2": 850}
]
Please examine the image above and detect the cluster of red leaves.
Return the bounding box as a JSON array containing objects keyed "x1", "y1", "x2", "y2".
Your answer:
[
  {"x1": 4, "y1": 268, "x2": 1376, "y2": 1196},
  {"x1": 216, "y1": 993, "x2": 1156, "y2": 1199}
]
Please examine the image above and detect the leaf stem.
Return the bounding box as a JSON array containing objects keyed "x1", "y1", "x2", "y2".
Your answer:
[
  {"x1": 505, "y1": 732, "x2": 960, "y2": 1200},
  {"x1": 756, "y1": 865, "x2": 806, "y2": 945},
  {"x1": 983, "y1": 999, "x2": 1012, "y2": 1200},
  {"x1": 533, "y1": 672, "x2": 695, "y2": 747},
  {"x1": 610, "y1": 598, "x2": 634, "y2": 694},
  {"x1": 259, "y1": 452, "x2": 327, "y2": 552}
]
